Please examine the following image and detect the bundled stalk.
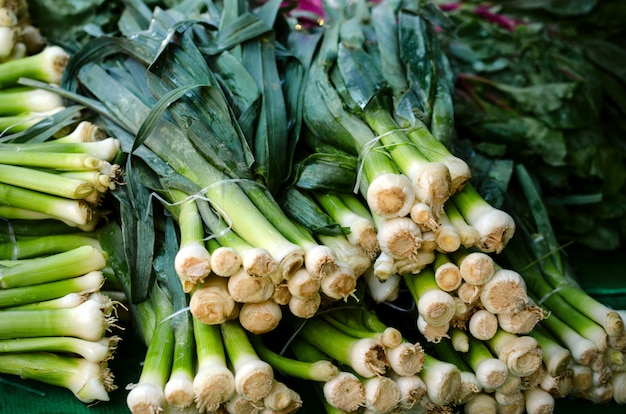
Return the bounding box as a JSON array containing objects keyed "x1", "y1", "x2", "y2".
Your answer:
[{"x1": 0, "y1": 223, "x2": 120, "y2": 403}]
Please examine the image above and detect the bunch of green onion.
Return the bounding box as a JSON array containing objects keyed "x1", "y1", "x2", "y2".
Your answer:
[
  {"x1": 17, "y1": 0, "x2": 624, "y2": 413},
  {"x1": 0, "y1": 117, "x2": 122, "y2": 229},
  {"x1": 0, "y1": 37, "x2": 70, "y2": 133},
  {"x1": 0, "y1": 220, "x2": 121, "y2": 403}
]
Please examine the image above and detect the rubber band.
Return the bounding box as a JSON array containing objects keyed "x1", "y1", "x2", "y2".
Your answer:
[
  {"x1": 0, "y1": 376, "x2": 47, "y2": 396},
  {"x1": 159, "y1": 306, "x2": 191, "y2": 324},
  {"x1": 536, "y1": 284, "x2": 567, "y2": 306},
  {"x1": 353, "y1": 127, "x2": 416, "y2": 193},
  {"x1": 146, "y1": 177, "x2": 260, "y2": 241}
]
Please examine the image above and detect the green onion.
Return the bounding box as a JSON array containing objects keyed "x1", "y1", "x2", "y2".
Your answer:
[
  {"x1": 433, "y1": 251, "x2": 462, "y2": 292},
  {"x1": 321, "y1": 312, "x2": 402, "y2": 349},
  {"x1": 207, "y1": 238, "x2": 241, "y2": 277},
  {"x1": 220, "y1": 319, "x2": 274, "y2": 402},
  {"x1": 289, "y1": 336, "x2": 366, "y2": 412},
  {"x1": 362, "y1": 102, "x2": 452, "y2": 216},
  {"x1": 0, "y1": 138, "x2": 121, "y2": 162},
  {"x1": 451, "y1": 183, "x2": 515, "y2": 254},
  {"x1": 403, "y1": 266, "x2": 456, "y2": 328},
  {"x1": 168, "y1": 190, "x2": 211, "y2": 292},
  {"x1": 0, "y1": 352, "x2": 115, "y2": 403},
  {"x1": 313, "y1": 191, "x2": 379, "y2": 255},
  {"x1": 468, "y1": 309, "x2": 499, "y2": 341},
  {"x1": 0, "y1": 244, "x2": 106, "y2": 288},
  {"x1": 0, "y1": 298, "x2": 110, "y2": 341},
  {"x1": 288, "y1": 314, "x2": 388, "y2": 378},
  {"x1": 250, "y1": 334, "x2": 339, "y2": 382},
  {"x1": 464, "y1": 334, "x2": 508, "y2": 391},
  {"x1": 0, "y1": 233, "x2": 100, "y2": 259},
  {"x1": 0, "y1": 108, "x2": 62, "y2": 133},
  {"x1": 197, "y1": 201, "x2": 276, "y2": 278},
  {"x1": 192, "y1": 317, "x2": 235, "y2": 412},
  {"x1": 228, "y1": 268, "x2": 275, "y2": 304},
  {"x1": 464, "y1": 392, "x2": 498, "y2": 414},
  {"x1": 528, "y1": 327, "x2": 571, "y2": 377},
  {"x1": 8, "y1": 292, "x2": 85, "y2": 310},
  {"x1": 0, "y1": 150, "x2": 112, "y2": 172},
  {"x1": 0, "y1": 45, "x2": 68, "y2": 87},
  {"x1": 288, "y1": 292, "x2": 321, "y2": 319},
  {"x1": 0, "y1": 86, "x2": 63, "y2": 115},
  {"x1": 188, "y1": 274, "x2": 237, "y2": 326},
  {"x1": 163, "y1": 310, "x2": 195, "y2": 410},
  {"x1": 0, "y1": 270, "x2": 103, "y2": 309},
  {"x1": 486, "y1": 330, "x2": 543, "y2": 377},
  {"x1": 238, "y1": 300, "x2": 282, "y2": 335},
  {"x1": 418, "y1": 353, "x2": 461, "y2": 406},
  {"x1": 0, "y1": 163, "x2": 95, "y2": 200},
  {"x1": 53, "y1": 120, "x2": 104, "y2": 143},
  {"x1": 126, "y1": 282, "x2": 175, "y2": 414},
  {"x1": 285, "y1": 267, "x2": 321, "y2": 300},
  {"x1": 0, "y1": 182, "x2": 93, "y2": 226},
  {"x1": 479, "y1": 268, "x2": 529, "y2": 315},
  {"x1": 0, "y1": 335, "x2": 120, "y2": 363},
  {"x1": 360, "y1": 374, "x2": 401, "y2": 414}
]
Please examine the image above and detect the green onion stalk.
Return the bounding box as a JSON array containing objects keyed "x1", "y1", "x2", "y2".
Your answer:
[
  {"x1": 0, "y1": 45, "x2": 68, "y2": 87},
  {"x1": 0, "y1": 270, "x2": 104, "y2": 309},
  {"x1": 0, "y1": 232, "x2": 100, "y2": 259},
  {"x1": 0, "y1": 108, "x2": 63, "y2": 134},
  {"x1": 167, "y1": 189, "x2": 212, "y2": 292},
  {"x1": 126, "y1": 282, "x2": 176, "y2": 414},
  {"x1": 286, "y1": 313, "x2": 388, "y2": 378},
  {"x1": 363, "y1": 267, "x2": 401, "y2": 304},
  {"x1": 53, "y1": 120, "x2": 105, "y2": 143},
  {"x1": 0, "y1": 335, "x2": 120, "y2": 364},
  {"x1": 362, "y1": 100, "x2": 452, "y2": 218},
  {"x1": 0, "y1": 138, "x2": 121, "y2": 163},
  {"x1": 328, "y1": 305, "x2": 425, "y2": 377},
  {"x1": 313, "y1": 192, "x2": 379, "y2": 256},
  {"x1": 451, "y1": 183, "x2": 515, "y2": 254},
  {"x1": 192, "y1": 317, "x2": 235, "y2": 412},
  {"x1": 486, "y1": 329, "x2": 543, "y2": 378},
  {"x1": 463, "y1": 334, "x2": 509, "y2": 391},
  {"x1": 418, "y1": 353, "x2": 462, "y2": 406},
  {"x1": 238, "y1": 299, "x2": 282, "y2": 335},
  {"x1": 163, "y1": 310, "x2": 196, "y2": 410},
  {"x1": 288, "y1": 335, "x2": 366, "y2": 412},
  {"x1": 403, "y1": 266, "x2": 456, "y2": 329},
  {"x1": 206, "y1": 238, "x2": 240, "y2": 277},
  {"x1": 220, "y1": 319, "x2": 274, "y2": 402},
  {"x1": 188, "y1": 274, "x2": 238, "y2": 326},
  {"x1": 0, "y1": 182, "x2": 94, "y2": 226},
  {"x1": 8, "y1": 292, "x2": 86, "y2": 310},
  {"x1": 0, "y1": 352, "x2": 116, "y2": 403},
  {"x1": 432, "y1": 337, "x2": 481, "y2": 405},
  {"x1": 250, "y1": 334, "x2": 340, "y2": 382},
  {"x1": 0, "y1": 86, "x2": 63, "y2": 115},
  {"x1": 196, "y1": 197, "x2": 277, "y2": 279},
  {"x1": 0, "y1": 244, "x2": 106, "y2": 288}
]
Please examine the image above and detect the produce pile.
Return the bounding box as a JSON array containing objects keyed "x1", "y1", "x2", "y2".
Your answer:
[{"x1": 0, "y1": 0, "x2": 624, "y2": 413}]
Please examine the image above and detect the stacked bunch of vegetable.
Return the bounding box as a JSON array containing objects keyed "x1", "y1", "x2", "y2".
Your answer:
[
  {"x1": 11, "y1": 0, "x2": 624, "y2": 413},
  {"x1": 0, "y1": 11, "x2": 125, "y2": 404}
]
